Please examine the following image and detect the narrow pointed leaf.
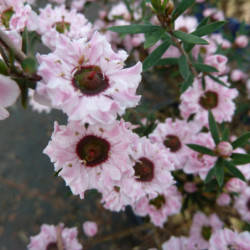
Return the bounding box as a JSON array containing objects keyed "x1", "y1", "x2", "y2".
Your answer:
[
  {"x1": 108, "y1": 24, "x2": 163, "y2": 34},
  {"x1": 156, "y1": 58, "x2": 179, "y2": 66},
  {"x1": 231, "y1": 132, "x2": 250, "y2": 149},
  {"x1": 123, "y1": 0, "x2": 133, "y2": 16},
  {"x1": 193, "y1": 63, "x2": 218, "y2": 73},
  {"x1": 215, "y1": 158, "x2": 224, "y2": 187},
  {"x1": 173, "y1": 30, "x2": 209, "y2": 45},
  {"x1": 208, "y1": 74, "x2": 228, "y2": 87},
  {"x1": 224, "y1": 161, "x2": 246, "y2": 182},
  {"x1": 181, "y1": 73, "x2": 194, "y2": 93},
  {"x1": 172, "y1": 0, "x2": 195, "y2": 22},
  {"x1": 0, "y1": 59, "x2": 8, "y2": 75},
  {"x1": 186, "y1": 144, "x2": 216, "y2": 156},
  {"x1": 144, "y1": 29, "x2": 166, "y2": 48},
  {"x1": 208, "y1": 110, "x2": 220, "y2": 145},
  {"x1": 231, "y1": 153, "x2": 250, "y2": 165},
  {"x1": 179, "y1": 55, "x2": 189, "y2": 79},
  {"x1": 197, "y1": 17, "x2": 209, "y2": 29},
  {"x1": 204, "y1": 166, "x2": 215, "y2": 184},
  {"x1": 192, "y1": 21, "x2": 227, "y2": 37},
  {"x1": 221, "y1": 126, "x2": 229, "y2": 141},
  {"x1": 143, "y1": 38, "x2": 171, "y2": 71},
  {"x1": 22, "y1": 27, "x2": 28, "y2": 54}
]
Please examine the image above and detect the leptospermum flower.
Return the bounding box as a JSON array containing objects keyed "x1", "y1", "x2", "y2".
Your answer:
[
  {"x1": 187, "y1": 211, "x2": 223, "y2": 249},
  {"x1": 162, "y1": 236, "x2": 189, "y2": 250},
  {"x1": 234, "y1": 186, "x2": 250, "y2": 223},
  {"x1": 149, "y1": 118, "x2": 201, "y2": 170},
  {"x1": 29, "y1": 89, "x2": 51, "y2": 114},
  {"x1": 209, "y1": 228, "x2": 250, "y2": 250},
  {"x1": 0, "y1": 0, "x2": 38, "y2": 31},
  {"x1": 132, "y1": 185, "x2": 182, "y2": 227},
  {"x1": 36, "y1": 32, "x2": 142, "y2": 125},
  {"x1": 28, "y1": 223, "x2": 82, "y2": 250},
  {"x1": 37, "y1": 4, "x2": 92, "y2": 50},
  {"x1": 180, "y1": 76, "x2": 238, "y2": 127},
  {"x1": 0, "y1": 74, "x2": 20, "y2": 120},
  {"x1": 122, "y1": 137, "x2": 174, "y2": 201},
  {"x1": 44, "y1": 119, "x2": 138, "y2": 198},
  {"x1": 184, "y1": 133, "x2": 216, "y2": 180}
]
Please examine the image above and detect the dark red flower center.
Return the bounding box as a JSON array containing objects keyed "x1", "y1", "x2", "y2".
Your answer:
[
  {"x1": 46, "y1": 242, "x2": 58, "y2": 250},
  {"x1": 1, "y1": 8, "x2": 14, "y2": 28},
  {"x1": 72, "y1": 66, "x2": 109, "y2": 96},
  {"x1": 201, "y1": 226, "x2": 212, "y2": 241},
  {"x1": 199, "y1": 91, "x2": 218, "y2": 110},
  {"x1": 133, "y1": 157, "x2": 154, "y2": 182},
  {"x1": 149, "y1": 194, "x2": 166, "y2": 209},
  {"x1": 164, "y1": 135, "x2": 182, "y2": 152},
  {"x1": 76, "y1": 135, "x2": 110, "y2": 167},
  {"x1": 246, "y1": 198, "x2": 250, "y2": 211}
]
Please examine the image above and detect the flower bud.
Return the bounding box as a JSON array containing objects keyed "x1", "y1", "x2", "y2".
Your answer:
[
  {"x1": 214, "y1": 141, "x2": 233, "y2": 158},
  {"x1": 235, "y1": 35, "x2": 249, "y2": 48},
  {"x1": 83, "y1": 221, "x2": 98, "y2": 237}
]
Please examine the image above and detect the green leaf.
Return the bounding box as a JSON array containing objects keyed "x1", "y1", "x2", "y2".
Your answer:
[
  {"x1": 204, "y1": 166, "x2": 215, "y2": 184},
  {"x1": 231, "y1": 153, "x2": 250, "y2": 165},
  {"x1": 192, "y1": 21, "x2": 227, "y2": 37},
  {"x1": 53, "y1": 168, "x2": 62, "y2": 176},
  {"x1": 179, "y1": 55, "x2": 189, "y2": 79},
  {"x1": 21, "y1": 57, "x2": 38, "y2": 74},
  {"x1": 231, "y1": 132, "x2": 250, "y2": 149},
  {"x1": 224, "y1": 161, "x2": 246, "y2": 182},
  {"x1": 156, "y1": 58, "x2": 178, "y2": 66},
  {"x1": 173, "y1": 30, "x2": 209, "y2": 45},
  {"x1": 108, "y1": 24, "x2": 163, "y2": 34},
  {"x1": 221, "y1": 126, "x2": 229, "y2": 141},
  {"x1": 186, "y1": 144, "x2": 216, "y2": 156},
  {"x1": 123, "y1": 0, "x2": 133, "y2": 17},
  {"x1": 181, "y1": 73, "x2": 194, "y2": 93},
  {"x1": 15, "y1": 78, "x2": 28, "y2": 109},
  {"x1": 22, "y1": 26, "x2": 28, "y2": 54},
  {"x1": 143, "y1": 38, "x2": 171, "y2": 71},
  {"x1": 197, "y1": 17, "x2": 209, "y2": 29},
  {"x1": 215, "y1": 158, "x2": 224, "y2": 187},
  {"x1": 172, "y1": 0, "x2": 195, "y2": 22},
  {"x1": 144, "y1": 29, "x2": 166, "y2": 48},
  {"x1": 208, "y1": 110, "x2": 220, "y2": 145},
  {"x1": 193, "y1": 63, "x2": 218, "y2": 73},
  {"x1": 0, "y1": 59, "x2": 8, "y2": 75},
  {"x1": 208, "y1": 74, "x2": 228, "y2": 87}
]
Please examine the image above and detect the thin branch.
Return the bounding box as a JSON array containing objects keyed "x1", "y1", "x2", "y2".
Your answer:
[
  {"x1": 84, "y1": 223, "x2": 153, "y2": 247},
  {"x1": 56, "y1": 225, "x2": 64, "y2": 250},
  {"x1": 0, "y1": 29, "x2": 27, "y2": 62}
]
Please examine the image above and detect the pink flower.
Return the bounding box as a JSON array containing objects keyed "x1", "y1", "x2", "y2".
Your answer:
[
  {"x1": 44, "y1": 119, "x2": 138, "y2": 198},
  {"x1": 28, "y1": 223, "x2": 82, "y2": 250},
  {"x1": 162, "y1": 236, "x2": 189, "y2": 250},
  {"x1": 231, "y1": 69, "x2": 247, "y2": 82},
  {"x1": 0, "y1": 74, "x2": 20, "y2": 120},
  {"x1": 132, "y1": 185, "x2": 182, "y2": 227},
  {"x1": 175, "y1": 15, "x2": 198, "y2": 33},
  {"x1": 121, "y1": 137, "x2": 174, "y2": 201},
  {"x1": 37, "y1": 4, "x2": 92, "y2": 50},
  {"x1": 188, "y1": 211, "x2": 223, "y2": 249},
  {"x1": 203, "y1": 8, "x2": 225, "y2": 21},
  {"x1": 149, "y1": 118, "x2": 201, "y2": 170},
  {"x1": 214, "y1": 141, "x2": 233, "y2": 158},
  {"x1": 209, "y1": 228, "x2": 239, "y2": 250},
  {"x1": 210, "y1": 34, "x2": 231, "y2": 49},
  {"x1": 216, "y1": 193, "x2": 231, "y2": 206},
  {"x1": 83, "y1": 221, "x2": 98, "y2": 237},
  {"x1": 29, "y1": 89, "x2": 51, "y2": 114},
  {"x1": 204, "y1": 54, "x2": 228, "y2": 75},
  {"x1": 36, "y1": 32, "x2": 142, "y2": 125},
  {"x1": 184, "y1": 132, "x2": 216, "y2": 180},
  {"x1": 235, "y1": 35, "x2": 249, "y2": 48},
  {"x1": 234, "y1": 187, "x2": 250, "y2": 222},
  {"x1": 180, "y1": 76, "x2": 238, "y2": 127},
  {"x1": 209, "y1": 229, "x2": 250, "y2": 250},
  {"x1": 0, "y1": 0, "x2": 38, "y2": 31}
]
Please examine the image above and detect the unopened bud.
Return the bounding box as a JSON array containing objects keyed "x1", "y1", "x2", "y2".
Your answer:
[
  {"x1": 214, "y1": 141, "x2": 233, "y2": 158},
  {"x1": 165, "y1": 1, "x2": 174, "y2": 15}
]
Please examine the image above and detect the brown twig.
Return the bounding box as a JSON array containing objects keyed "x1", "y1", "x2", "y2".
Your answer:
[
  {"x1": 0, "y1": 29, "x2": 27, "y2": 62},
  {"x1": 84, "y1": 223, "x2": 153, "y2": 247},
  {"x1": 56, "y1": 225, "x2": 64, "y2": 250}
]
